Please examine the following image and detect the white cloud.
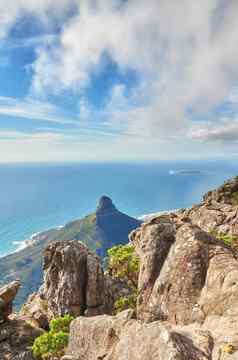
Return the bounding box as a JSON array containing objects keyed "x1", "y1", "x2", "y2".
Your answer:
[
  {"x1": 30, "y1": 0, "x2": 238, "y2": 141},
  {"x1": 189, "y1": 118, "x2": 238, "y2": 143},
  {"x1": 1, "y1": 0, "x2": 238, "y2": 161},
  {"x1": 0, "y1": 0, "x2": 75, "y2": 38},
  {"x1": 0, "y1": 96, "x2": 77, "y2": 124}
]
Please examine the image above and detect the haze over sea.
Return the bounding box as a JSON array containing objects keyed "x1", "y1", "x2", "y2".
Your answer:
[{"x1": 0, "y1": 160, "x2": 237, "y2": 257}]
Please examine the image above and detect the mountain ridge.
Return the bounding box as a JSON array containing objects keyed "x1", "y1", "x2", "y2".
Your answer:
[{"x1": 0, "y1": 196, "x2": 141, "y2": 307}]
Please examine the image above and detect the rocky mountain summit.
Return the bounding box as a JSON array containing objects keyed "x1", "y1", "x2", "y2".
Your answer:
[{"x1": 2, "y1": 176, "x2": 238, "y2": 359}]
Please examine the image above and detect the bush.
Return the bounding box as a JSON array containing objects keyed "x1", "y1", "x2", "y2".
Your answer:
[
  {"x1": 114, "y1": 293, "x2": 137, "y2": 314},
  {"x1": 107, "y1": 244, "x2": 140, "y2": 314},
  {"x1": 50, "y1": 314, "x2": 73, "y2": 334},
  {"x1": 32, "y1": 315, "x2": 73, "y2": 359},
  {"x1": 210, "y1": 230, "x2": 238, "y2": 247},
  {"x1": 107, "y1": 244, "x2": 139, "y2": 290}
]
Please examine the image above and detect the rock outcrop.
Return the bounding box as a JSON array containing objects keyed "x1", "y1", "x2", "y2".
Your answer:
[
  {"x1": 203, "y1": 176, "x2": 238, "y2": 205},
  {"x1": 131, "y1": 218, "x2": 238, "y2": 325},
  {"x1": 22, "y1": 240, "x2": 131, "y2": 327},
  {"x1": 63, "y1": 177, "x2": 238, "y2": 359},
  {"x1": 179, "y1": 176, "x2": 238, "y2": 236},
  {"x1": 0, "y1": 281, "x2": 42, "y2": 359},
  {"x1": 65, "y1": 310, "x2": 213, "y2": 360},
  {"x1": 0, "y1": 315, "x2": 43, "y2": 360},
  {"x1": 35, "y1": 240, "x2": 105, "y2": 320},
  {"x1": 0, "y1": 280, "x2": 21, "y2": 323},
  {"x1": 130, "y1": 215, "x2": 176, "y2": 321}
]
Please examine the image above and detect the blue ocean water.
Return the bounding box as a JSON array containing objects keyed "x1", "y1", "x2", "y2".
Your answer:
[{"x1": 0, "y1": 161, "x2": 237, "y2": 257}]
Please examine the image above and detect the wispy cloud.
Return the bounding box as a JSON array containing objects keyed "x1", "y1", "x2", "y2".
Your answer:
[
  {"x1": 1, "y1": 34, "x2": 57, "y2": 51},
  {"x1": 189, "y1": 118, "x2": 238, "y2": 143},
  {"x1": 0, "y1": 96, "x2": 77, "y2": 124}
]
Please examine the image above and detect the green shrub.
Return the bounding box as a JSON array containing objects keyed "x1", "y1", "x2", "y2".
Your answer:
[
  {"x1": 50, "y1": 314, "x2": 73, "y2": 334},
  {"x1": 114, "y1": 293, "x2": 137, "y2": 314},
  {"x1": 107, "y1": 244, "x2": 139, "y2": 290},
  {"x1": 32, "y1": 315, "x2": 73, "y2": 359},
  {"x1": 107, "y1": 244, "x2": 140, "y2": 314},
  {"x1": 210, "y1": 230, "x2": 238, "y2": 247}
]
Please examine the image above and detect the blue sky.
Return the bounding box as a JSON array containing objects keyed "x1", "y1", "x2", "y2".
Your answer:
[{"x1": 0, "y1": 0, "x2": 238, "y2": 162}]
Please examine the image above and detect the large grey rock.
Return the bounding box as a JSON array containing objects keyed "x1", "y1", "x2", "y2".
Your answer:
[
  {"x1": 130, "y1": 215, "x2": 175, "y2": 321},
  {"x1": 40, "y1": 240, "x2": 106, "y2": 318},
  {"x1": 66, "y1": 310, "x2": 213, "y2": 360},
  {"x1": 22, "y1": 240, "x2": 131, "y2": 327},
  {"x1": 131, "y1": 216, "x2": 238, "y2": 325}
]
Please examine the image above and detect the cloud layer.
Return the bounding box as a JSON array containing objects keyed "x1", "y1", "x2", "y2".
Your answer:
[
  {"x1": 0, "y1": 0, "x2": 238, "y2": 161},
  {"x1": 32, "y1": 1, "x2": 238, "y2": 135}
]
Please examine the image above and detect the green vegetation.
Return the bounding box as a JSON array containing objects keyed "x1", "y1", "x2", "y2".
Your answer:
[
  {"x1": 108, "y1": 244, "x2": 139, "y2": 290},
  {"x1": 231, "y1": 191, "x2": 238, "y2": 205},
  {"x1": 114, "y1": 293, "x2": 137, "y2": 314},
  {"x1": 107, "y1": 244, "x2": 140, "y2": 314},
  {"x1": 32, "y1": 315, "x2": 73, "y2": 359},
  {"x1": 210, "y1": 230, "x2": 238, "y2": 247}
]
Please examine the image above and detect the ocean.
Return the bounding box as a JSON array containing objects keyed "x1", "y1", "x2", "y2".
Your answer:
[{"x1": 0, "y1": 160, "x2": 237, "y2": 257}]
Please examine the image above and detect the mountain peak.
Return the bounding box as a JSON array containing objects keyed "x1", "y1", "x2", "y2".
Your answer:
[{"x1": 96, "y1": 196, "x2": 117, "y2": 215}]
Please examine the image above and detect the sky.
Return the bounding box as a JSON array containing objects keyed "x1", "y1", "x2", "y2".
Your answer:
[{"x1": 0, "y1": 0, "x2": 238, "y2": 163}]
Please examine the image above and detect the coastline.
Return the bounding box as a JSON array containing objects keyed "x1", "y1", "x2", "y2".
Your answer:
[
  {"x1": 1, "y1": 210, "x2": 180, "y2": 259},
  {"x1": 0, "y1": 225, "x2": 65, "y2": 258}
]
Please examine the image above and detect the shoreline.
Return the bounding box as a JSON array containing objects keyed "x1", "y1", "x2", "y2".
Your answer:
[
  {"x1": 1, "y1": 210, "x2": 180, "y2": 259},
  {"x1": 0, "y1": 224, "x2": 65, "y2": 259}
]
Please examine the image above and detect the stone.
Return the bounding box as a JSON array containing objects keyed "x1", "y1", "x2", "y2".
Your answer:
[
  {"x1": 132, "y1": 217, "x2": 238, "y2": 325},
  {"x1": 66, "y1": 310, "x2": 212, "y2": 360},
  {"x1": 0, "y1": 280, "x2": 21, "y2": 322},
  {"x1": 40, "y1": 240, "x2": 106, "y2": 318},
  {"x1": 0, "y1": 315, "x2": 43, "y2": 360},
  {"x1": 130, "y1": 215, "x2": 175, "y2": 321},
  {"x1": 20, "y1": 292, "x2": 49, "y2": 329}
]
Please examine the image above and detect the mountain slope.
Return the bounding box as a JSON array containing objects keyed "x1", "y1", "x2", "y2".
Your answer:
[{"x1": 0, "y1": 196, "x2": 141, "y2": 307}]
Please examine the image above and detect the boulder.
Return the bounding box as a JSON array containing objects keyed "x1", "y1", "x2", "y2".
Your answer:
[
  {"x1": 40, "y1": 240, "x2": 106, "y2": 318},
  {"x1": 132, "y1": 217, "x2": 238, "y2": 325},
  {"x1": 66, "y1": 310, "x2": 213, "y2": 360},
  {"x1": 22, "y1": 240, "x2": 132, "y2": 327},
  {"x1": 0, "y1": 315, "x2": 43, "y2": 360},
  {"x1": 129, "y1": 215, "x2": 175, "y2": 321},
  {"x1": 0, "y1": 280, "x2": 21, "y2": 322}
]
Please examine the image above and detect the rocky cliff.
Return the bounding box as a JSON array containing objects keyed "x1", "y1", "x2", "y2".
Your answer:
[
  {"x1": 2, "y1": 176, "x2": 238, "y2": 359},
  {"x1": 64, "y1": 176, "x2": 238, "y2": 360}
]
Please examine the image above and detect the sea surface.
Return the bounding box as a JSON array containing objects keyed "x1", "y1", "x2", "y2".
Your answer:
[{"x1": 0, "y1": 160, "x2": 237, "y2": 257}]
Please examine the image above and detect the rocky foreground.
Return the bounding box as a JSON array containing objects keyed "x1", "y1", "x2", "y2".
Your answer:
[{"x1": 1, "y1": 176, "x2": 238, "y2": 359}]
